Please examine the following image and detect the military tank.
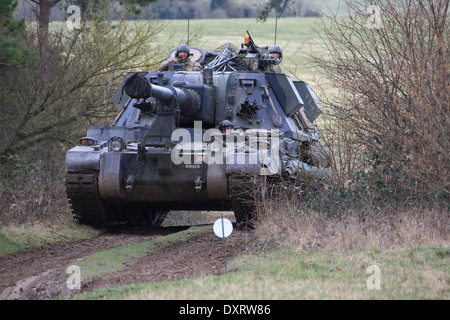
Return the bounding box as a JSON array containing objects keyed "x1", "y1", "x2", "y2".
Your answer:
[{"x1": 65, "y1": 32, "x2": 330, "y2": 228}]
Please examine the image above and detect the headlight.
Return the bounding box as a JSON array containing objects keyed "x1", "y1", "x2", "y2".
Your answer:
[
  {"x1": 108, "y1": 137, "x2": 125, "y2": 152},
  {"x1": 79, "y1": 137, "x2": 96, "y2": 146}
]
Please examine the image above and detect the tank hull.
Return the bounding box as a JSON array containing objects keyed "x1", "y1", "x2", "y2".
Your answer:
[{"x1": 66, "y1": 65, "x2": 330, "y2": 227}]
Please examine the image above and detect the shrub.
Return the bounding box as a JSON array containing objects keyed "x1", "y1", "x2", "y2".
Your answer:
[{"x1": 314, "y1": 0, "x2": 449, "y2": 205}]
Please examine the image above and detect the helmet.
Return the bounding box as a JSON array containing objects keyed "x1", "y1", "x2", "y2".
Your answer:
[
  {"x1": 176, "y1": 44, "x2": 190, "y2": 54},
  {"x1": 269, "y1": 45, "x2": 282, "y2": 58},
  {"x1": 219, "y1": 120, "x2": 234, "y2": 130}
]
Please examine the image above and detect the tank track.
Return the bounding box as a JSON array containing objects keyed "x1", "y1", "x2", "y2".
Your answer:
[
  {"x1": 229, "y1": 174, "x2": 284, "y2": 228},
  {"x1": 229, "y1": 174, "x2": 258, "y2": 228},
  {"x1": 65, "y1": 171, "x2": 106, "y2": 227},
  {"x1": 65, "y1": 171, "x2": 167, "y2": 227}
]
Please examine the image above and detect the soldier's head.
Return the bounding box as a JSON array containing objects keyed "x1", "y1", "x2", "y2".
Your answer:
[
  {"x1": 269, "y1": 45, "x2": 283, "y2": 62},
  {"x1": 175, "y1": 44, "x2": 190, "y2": 61}
]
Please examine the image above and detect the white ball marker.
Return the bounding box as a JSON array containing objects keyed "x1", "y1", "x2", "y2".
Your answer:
[{"x1": 213, "y1": 217, "x2": 233, "y2": 238}]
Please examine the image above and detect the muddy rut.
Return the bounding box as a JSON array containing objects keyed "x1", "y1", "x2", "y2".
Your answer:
[{"x1": 0, "y1": 225, "x2": 250, "y2": 300}]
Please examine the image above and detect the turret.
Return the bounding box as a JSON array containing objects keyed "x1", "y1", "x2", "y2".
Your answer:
[{"x1": 122, "y1": 72, "x2": 201, "y2": 117}]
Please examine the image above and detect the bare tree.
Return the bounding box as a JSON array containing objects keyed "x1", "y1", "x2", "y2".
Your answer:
[
  {"x1": 0, "y1": 10, "x2": 167, "y2": 159},
  {"x1": 29, "y1": 0, "x2": 157, "y2": 46},
  {"x1": 315, "y1": 0, "x2": 449, "y2": 202}
]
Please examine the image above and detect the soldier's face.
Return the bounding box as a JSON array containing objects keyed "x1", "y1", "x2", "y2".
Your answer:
[
  {"x1": 271, "y1": 52, "x2": 280, "y2": 59},
  {"x1": 178, "y1": 51, "x2": 188, "y2": 60}
]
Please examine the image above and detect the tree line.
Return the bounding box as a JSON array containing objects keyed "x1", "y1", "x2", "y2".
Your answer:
[{"x1": 14, "y1": 0, "x2": 320, "y2": 21}]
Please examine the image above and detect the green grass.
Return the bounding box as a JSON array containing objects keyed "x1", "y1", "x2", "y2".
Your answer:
[
  {"x1": 48, "y1": 17, "x2": 333, "y2": 98},
  {"x1": 48, "y1": 17, "x2": 329, "y2": 85},
  {"x1": 71, "y1": 246, "x2": 449, "y2": 300},
  {"x1": 163, "y1": 210, "x2": 234, "y2": 226},
  {"x1": 151, "y1": 17, "x2": 330, "y2": 85},
  {"x1": 0, "y1": 222, "x2": 100, "y2": 256}
]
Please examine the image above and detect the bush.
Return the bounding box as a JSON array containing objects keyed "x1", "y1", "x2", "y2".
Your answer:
[
  {"x1": 314, "y1": 0, "x2": 449, "y2": 205},
  {"x1": 0, "y1": 9, "x2": 174, "y2": 226},
  {"x1": 0, "y1": 151, "x2": 70, "y2": 226}
]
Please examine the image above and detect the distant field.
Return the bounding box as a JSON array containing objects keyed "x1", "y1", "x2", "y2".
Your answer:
[
  {"x1": 49, "y1": 17, "x2": 331, "y2": 92},
  {"x1": 151, "y1": 17, "x2": 329, "y2": 86}
]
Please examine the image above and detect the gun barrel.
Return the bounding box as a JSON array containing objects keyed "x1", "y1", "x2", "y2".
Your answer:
[
  {"x1": 149, "y1": 83, "x2": 186, "y2": 106},
  {"x1": 123, "y1": 73, "x2": 186, "y2": 105},
  {"x1": 149, "y1": 84, "x2": 173, "y2": 101}
]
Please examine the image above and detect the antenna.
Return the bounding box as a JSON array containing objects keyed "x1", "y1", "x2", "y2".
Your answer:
[
  {"x1": 274, "y1": 14, "x2": 278, "y2": 45},
  {"x1": 187, "y1": 0, "x2": 191, "y2": 46}
]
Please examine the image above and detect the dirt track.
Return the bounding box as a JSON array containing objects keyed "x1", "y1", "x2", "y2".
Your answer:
[{"x1": 0, "y1": 225, "x2": 250, "y2": 300}]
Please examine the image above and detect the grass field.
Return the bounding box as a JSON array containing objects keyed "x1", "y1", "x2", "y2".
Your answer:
[
  {"x1": 151, "y1": 17, "x2": 329, "y2": 85},
  {"x1": 47, "y1": 16, "x2": 332, "y2": 94},
  {"x1": 71, "y1": 229, "x2": 449, "y2": 300},
  {"x1": 3, "y1": 224, "x2": 446, "y2": 300},
  {"x1": 0, "y1": 222, "x2": 100, "y2": 256},
  {"x1": 113, "y1": 246, "x2": 450, "y2": 300}
]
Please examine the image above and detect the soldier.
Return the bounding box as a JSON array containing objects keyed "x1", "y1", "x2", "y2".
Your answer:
[
  {"x1": 266, "y1": 45, "x2": 283, "y2": 73},
  {"x1": 158, "y1": 44, "x2": 203, "y2": 72}
]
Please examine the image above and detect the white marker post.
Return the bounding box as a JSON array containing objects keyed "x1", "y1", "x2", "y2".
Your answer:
[{"x1": 213, "y1": 215, "x2": 233, "y2": 273}]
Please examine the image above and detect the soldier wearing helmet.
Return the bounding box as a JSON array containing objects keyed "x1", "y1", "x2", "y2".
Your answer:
[
  {"x1": 266, "y1": 45, "x2": 283, "y2": 73},
  {"x1": 158, "y1": 44, "x2": 203, "y2": 72}
]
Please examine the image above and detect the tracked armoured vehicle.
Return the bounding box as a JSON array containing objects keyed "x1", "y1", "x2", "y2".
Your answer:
[{"x1": 65, "y1": 33, "x2": 330, "y2": 228}]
